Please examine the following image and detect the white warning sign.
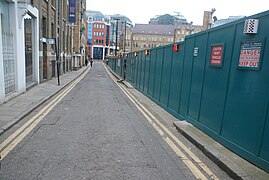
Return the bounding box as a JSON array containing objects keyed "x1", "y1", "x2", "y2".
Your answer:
[{"x1": 238, "y1": 41, "x2": 262, "y2": 69}]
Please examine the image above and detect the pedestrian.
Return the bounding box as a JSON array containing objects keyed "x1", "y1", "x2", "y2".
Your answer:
[
  {"x1": 90, "y1": 58, "x2": 93, "y2": 67},
  {"x1": 85, "y1": 58, "x2": 88, "y2": 66}
]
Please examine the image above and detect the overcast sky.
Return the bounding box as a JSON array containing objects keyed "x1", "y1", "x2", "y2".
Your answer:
[{"x1": 86, "y1": 0, "x2": 269, "y2": 25}]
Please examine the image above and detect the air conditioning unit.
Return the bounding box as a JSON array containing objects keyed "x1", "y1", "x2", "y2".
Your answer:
[{"x1": 244, "y1": 19, "x2": 259, "y2": 34}]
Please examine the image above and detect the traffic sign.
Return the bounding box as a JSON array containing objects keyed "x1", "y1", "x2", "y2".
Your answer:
[{"x1": 46, "y1": 38, "x2": 55, "y2": 45}]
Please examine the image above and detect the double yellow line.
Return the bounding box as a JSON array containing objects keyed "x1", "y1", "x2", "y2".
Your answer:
[
  {"x1": 0, "y1": 68, "x2": 89, "y2": 161},
  {"x1": 105, "y1": 65, "x2": 219, "y2": 180}
]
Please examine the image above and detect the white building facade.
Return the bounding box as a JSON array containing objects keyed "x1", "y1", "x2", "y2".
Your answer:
[{"x1": 0, "y1": 0, "x2": 39, "y2": 104}]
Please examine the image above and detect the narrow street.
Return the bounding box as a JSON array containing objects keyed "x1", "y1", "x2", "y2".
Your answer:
[{"x1": 0, "y1": 61, "x2": 231, "y2": 180}]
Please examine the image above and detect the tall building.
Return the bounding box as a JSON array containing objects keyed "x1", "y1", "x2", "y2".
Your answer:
[
  {"x1": 72, "y1": 0, "x2": 87, "y2": 69},
  {"x1": 108, "y1": 14, "x2": 133, "y2": 55},
  {"x1": 0, "y1": 0, "x2": 88, "y2": 104},
  {"x1": 86, "y1": 10, "x2": 110, "y2": 60}
]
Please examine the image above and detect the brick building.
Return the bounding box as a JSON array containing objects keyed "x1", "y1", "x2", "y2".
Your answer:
[
  {"x1": 86, "y1": 10, "x2": 110, "y2": 60},
  {"x1": 174, "y1": 23, "x2": 203, "y2": 42},
  {"x1": 72, "y1": 0, "x2": 87, "y2": 69},
  {"x1": 130, "y1": 24, "x2": 175, "y2": 52}
]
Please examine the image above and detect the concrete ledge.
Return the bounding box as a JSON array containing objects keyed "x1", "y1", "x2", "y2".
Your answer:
[
  {"x1": 105, "y1": 65, "x2": 133, "y2": 89},
  {"x1": 173, "y1": 121, "x2": 269, "y2": 180}
]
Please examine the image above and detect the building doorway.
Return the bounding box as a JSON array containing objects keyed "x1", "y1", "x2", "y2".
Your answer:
[{"x1": 24, "y1": 14, "x2": 36, "y2": 87}]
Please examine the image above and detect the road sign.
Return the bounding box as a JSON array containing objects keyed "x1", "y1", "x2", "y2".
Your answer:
[{"x1": 46, "y1": 38, "x2": 55, "y2": 45}]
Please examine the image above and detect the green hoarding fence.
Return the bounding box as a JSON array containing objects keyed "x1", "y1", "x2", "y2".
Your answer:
[{"x1": 109, "y1": 11, "x2": 269, "y2": 172}]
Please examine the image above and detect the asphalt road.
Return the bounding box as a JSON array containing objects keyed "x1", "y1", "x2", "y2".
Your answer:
[{"x1": 0, "y1": 61, "x2": 231, "y2": 180}]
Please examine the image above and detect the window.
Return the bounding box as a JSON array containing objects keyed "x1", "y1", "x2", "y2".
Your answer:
[{"x1": 42, "y1": 16, "x2": 47, "y2": 38}]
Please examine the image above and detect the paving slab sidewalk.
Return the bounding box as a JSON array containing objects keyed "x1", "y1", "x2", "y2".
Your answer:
[{"x1": 0, "y1": 66, "x2": 88, "y2": 136}]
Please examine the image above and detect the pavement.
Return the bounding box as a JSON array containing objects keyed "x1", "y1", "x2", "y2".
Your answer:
[
  {"x1": 0, "y1": 66, "x2": 89, "y2": 136},
  {"x1": 0, "y1": 63, "x2": 268, "y2": 179}
]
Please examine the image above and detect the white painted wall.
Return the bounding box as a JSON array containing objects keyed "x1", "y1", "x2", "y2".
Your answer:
[
  {"x1": 13, "y1": 2, "x2": 26, "y2": 94},
  {"x1": 0, "y1": 13, "x2": 5, "y2": 103},
  {"x1": 0, "y1": 0, "x2": 40, "y2": 104}
]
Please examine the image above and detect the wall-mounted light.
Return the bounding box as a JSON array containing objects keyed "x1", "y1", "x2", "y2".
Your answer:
[
  {"x1": 173, "y1": 44, "x2": 179, "y2": 52},
  {"x1": 145, "y1": 49, "x2": 150, "y2": 55},
  {"x1": 134, "y1": 52, "x2": 138, "y2": 57}
]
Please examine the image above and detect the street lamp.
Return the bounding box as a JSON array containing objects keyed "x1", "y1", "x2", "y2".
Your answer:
[
  {"x1": 56, "y1": 0, "x2": 61, "y2": 86},
  {"x1": 114, "y1": 18, "x2": 119, "y2": 56}
]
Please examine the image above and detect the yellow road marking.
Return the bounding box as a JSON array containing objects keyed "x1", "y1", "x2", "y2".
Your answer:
[
  {"x1": 0, "y1": 68, "x2": 89, "y2": 160},
  {"x1": 105, "y1": 65, "x2": 219, "y2": 180}
]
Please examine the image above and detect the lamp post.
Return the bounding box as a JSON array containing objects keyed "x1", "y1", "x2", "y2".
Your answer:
[
  {"x1": 115, "y1": 18, "x2": 119, "y2": 56},
  {"x1": 56, "y1": 0, "x2": 61, "y2": 85},
  {"x1": 123, "y1": 20, "x2": 127, "y2": 79},
  {"x1": 123, "y1": 20, "x2": 126, "y2": 55}
]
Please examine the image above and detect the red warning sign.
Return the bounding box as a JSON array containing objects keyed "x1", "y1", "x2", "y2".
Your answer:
[
  {"x1": 210, "y1": 45, "x2": 224, "y2": 66},
  {"x1": 239, "y1": 41, "x2": 262, "y2": 68}
]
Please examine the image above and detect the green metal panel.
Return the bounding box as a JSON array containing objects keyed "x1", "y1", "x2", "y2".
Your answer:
[
  {"x1": 153, "y1": 47, "x2": 164, "y2": 101},
  {"x1": 148, "y1": 49, "x2": 157, "y2": 98},
  {"x1": 221, "y1": 19, "x2": 269, "y2": 155},
  {"x1": 260, "y1": 114, "x2": 269, "y2": 164},
  {"x1": 131, "y1": 56, "x2": 136, "y2": 84},
  {"x1": 134, "y1": 55, "x2": 139, "y2": 88},
  {"x1": 139, "y1": 53, "x2": 145, "y2": 91},
  {"x1": 180, "y1": 38, "x2": 195, "y2": 116},
  {"x1": 199, "y1": 26, "x2": 234, "y2": 133},
  {"x1": 115, "y1": 58, "x2": 119, "y2": 76},
  {"x1": 126, "y1": 56, "x2": 131, "y2": 82},
  {"x1": 143, "y1": 53, "x2": 151, "y2": 94},
  {"x1": 186, "y1": 33, "x2": 207, "y2": 121},
  {"x1": 168, "y1": 43, "x2": 184, "y2": 115},
  {"x1": 160, "y1": 45, "x2": 173, "y2": 106}
]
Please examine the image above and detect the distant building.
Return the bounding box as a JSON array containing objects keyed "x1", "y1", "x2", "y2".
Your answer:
[
  {"x1": 108, "y1": 14, "x2": 133, "y2": 55},
  {"x1": 174, "y1": 23, "x2": 203, "y2": 42},
  {"x1": 86, "y1": 10, "x2": 110, "y2": 60},
  {"x1": 213, "y1": 16, "x2": 245, "y2": 27},
  {"x1": 120, "y1": 27, "x2": 133, "y2": 53},
  {"x1": 149, "y1": 13, "x2": 188, "y2": 26},
  {"x1": 130, "y1": 24, "x2": 175, "y2": 52}
]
